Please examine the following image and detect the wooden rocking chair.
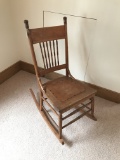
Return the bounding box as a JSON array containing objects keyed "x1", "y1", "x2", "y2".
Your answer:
[{"x1": 24, "y1": 17, "x2": 97, "y2": 145}]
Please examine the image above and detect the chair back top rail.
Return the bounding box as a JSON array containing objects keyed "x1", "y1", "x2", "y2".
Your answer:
[{"x1": 29, "y1": 25, "x2": 66, "y2": 44}]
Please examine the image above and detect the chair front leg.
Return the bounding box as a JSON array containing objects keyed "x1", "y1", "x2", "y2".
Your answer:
[{"x1": 59, "y1": 112, "x2": 62, "y2": 139}]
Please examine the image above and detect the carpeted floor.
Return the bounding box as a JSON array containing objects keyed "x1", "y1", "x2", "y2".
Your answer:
[{"x1": 0, "y1": 71, "x2": 120, "y2": 160}]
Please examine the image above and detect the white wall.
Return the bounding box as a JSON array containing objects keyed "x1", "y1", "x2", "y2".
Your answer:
[
  {"x1": 0, "y1": 0, "x2": 19, "y2": 72},
  {"x1": 2, "y1": 0, "x2": 120, "y2": 93}
]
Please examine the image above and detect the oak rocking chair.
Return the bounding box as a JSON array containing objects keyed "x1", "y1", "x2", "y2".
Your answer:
[{"x1": 24, "y1": 17, "x2": 97, "y2": 145}]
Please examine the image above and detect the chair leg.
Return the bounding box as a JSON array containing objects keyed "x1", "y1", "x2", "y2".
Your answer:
[
  {"x1": 40, "y1": 91, "x2": 43, "y2": 111},
  {"x1": 91, "y1": 97, "x2": 94, "y2": 116},
  {"x1": 59, "y1": 113, "x2": 62, "y2": 139},
  {"x1": 90, "y1": 97, "x2": 97, "y2": 121}
]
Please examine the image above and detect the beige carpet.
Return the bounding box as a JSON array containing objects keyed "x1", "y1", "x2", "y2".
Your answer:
[{"x1": 0, "y1": 71, "x2": 120, "y2": 160}]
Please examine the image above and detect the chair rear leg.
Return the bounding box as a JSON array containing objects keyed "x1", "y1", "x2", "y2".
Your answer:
[
  {"x1": 90, "y1": 97, "x2": 97, "y2": 121},
  {"x1": 91, "y1": 97, "x2": 94, "y2": 116}
]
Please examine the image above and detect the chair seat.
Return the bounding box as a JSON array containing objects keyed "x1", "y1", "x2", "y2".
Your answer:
[{"x1": 44, "y1": 77, "x2": 97, "y2": 112}]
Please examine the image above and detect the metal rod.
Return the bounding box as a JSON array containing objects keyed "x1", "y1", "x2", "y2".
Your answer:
[
  {"x1": 43, "y1": 10, "x2": 44, "y2": 27},
  {"x1": 43, "y1": 10, "x2": 97, "y2": 21}
]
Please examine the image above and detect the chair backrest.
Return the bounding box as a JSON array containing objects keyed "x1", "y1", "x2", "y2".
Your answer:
[{"x1": 24, "y1": 17, "x2": 69, "y2": 78}]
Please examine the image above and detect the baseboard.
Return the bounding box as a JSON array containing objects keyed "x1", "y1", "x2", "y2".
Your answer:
[
  {"x1": 0, "y1": 61, "x2": 21, "y2": 85},
  {"x1": 1, "y1": 60, "x2": 120, "y2": 103},
  {"x1": 86, "y1": 82, "x2": 120, "y2": 103},
  {"x1": 20, "y1": 60, "x2": 36, "y2": 74}
]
